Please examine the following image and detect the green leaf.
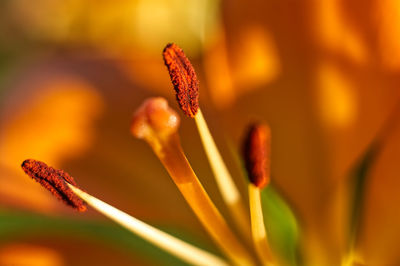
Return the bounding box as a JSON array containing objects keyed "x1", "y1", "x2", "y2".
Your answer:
[
  {"x1": 0, "y1": 210, "x2": 220, "y2": 266},
  {"x1": 261, "y1": 186, "x2": 300, "y2": 266}
]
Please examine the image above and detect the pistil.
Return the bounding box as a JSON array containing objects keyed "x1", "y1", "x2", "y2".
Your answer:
[{"x1": 131, "y1": 97, "x2": 254, "y2": 266}]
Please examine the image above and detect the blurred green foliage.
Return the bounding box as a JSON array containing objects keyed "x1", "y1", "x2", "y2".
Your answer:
[
  {"x1": 0, "y1": 210, "x2": 222, "y2": 266},
  {"x1": 262, "y1": 185, "x2": 300, "y2": 266}
]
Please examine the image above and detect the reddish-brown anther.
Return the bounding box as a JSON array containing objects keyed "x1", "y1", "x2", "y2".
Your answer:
[
  {"x1": 163, "y1": 43, "x2": 199, "y2": 117},
  {"x1": 242, "y1": 123, "x2": 271, "y2": 189},
  {"x1": 21, "y1": 159, "x2": 86, "y2": 212}
]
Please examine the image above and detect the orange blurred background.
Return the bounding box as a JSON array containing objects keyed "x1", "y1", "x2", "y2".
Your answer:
[{"x1": 1, "y1": 0, "x2": 400, "y2": 265}]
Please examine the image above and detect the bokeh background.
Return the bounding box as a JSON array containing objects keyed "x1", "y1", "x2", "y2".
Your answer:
[{"x1": 1, "y1": 0, "x2": 400, "y2": 265}]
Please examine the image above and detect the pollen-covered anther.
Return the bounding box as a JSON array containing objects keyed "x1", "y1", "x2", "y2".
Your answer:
[
  {"x1": 21, "y1": 159, "x2": 86, "y2": 212},
  {"x1": 243, "y1": 123, "x2": 271, "y2": 189},
  {"x1": 163, "y1": 43, "x2": 199, "y2": 117}
]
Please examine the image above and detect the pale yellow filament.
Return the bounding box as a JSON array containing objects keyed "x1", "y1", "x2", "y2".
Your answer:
[
  {"x1": 67, "y1": 184, "x2": 229, "y2": 266},
  {"x1": 194, "y1": 109, "x2": 251, "y2": 240},
  {"x1": 248, "y1": 184, "x2": 275, "y2": 266}
]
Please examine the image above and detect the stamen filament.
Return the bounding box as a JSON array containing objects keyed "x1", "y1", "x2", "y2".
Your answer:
[
  {"x1": 195, "y1": 108, "x2": 251, "y2": 238},
  {"x1": 67, "y1": 183, "x2": 229, "y2": 266},
  {"x1": 242, "y1": 122, "x2": 275, "y2": 265},
  {"x1": 248, "y1": 184, "x2": 275, "y2": 266}
]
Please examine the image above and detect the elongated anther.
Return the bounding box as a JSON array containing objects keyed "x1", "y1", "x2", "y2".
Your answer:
[
  {"x1": 163, "y1": 43, "x2": 199, "y2": 117},
  {"x1": 243, "y1": 123, "x2": 271, "y2": 189},
  {"x1": 21, "y1": 159, "x2": 86, "y2": 212}
]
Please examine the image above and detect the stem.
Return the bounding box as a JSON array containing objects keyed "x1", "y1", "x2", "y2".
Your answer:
[
  {"x1": 248, "y1": 184, "x2": 274, "y2": 266},
  {"x1": 67, "y1": 184, "x2": 229, "y2": 266},
  {"x1": 195, "y1": 109, "x2": 251, "y2": 239}
]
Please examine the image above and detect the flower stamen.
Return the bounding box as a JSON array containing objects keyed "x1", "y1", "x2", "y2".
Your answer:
[
  {"x1": 163, "y1": 43, "x2": 251, "y2": 240},
  {"x1": 21, "y1": 159, "x2": 229, "y2": 266},
  {"x1": 243, "y1": 123, "x2": 275, "y2": 265}
]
